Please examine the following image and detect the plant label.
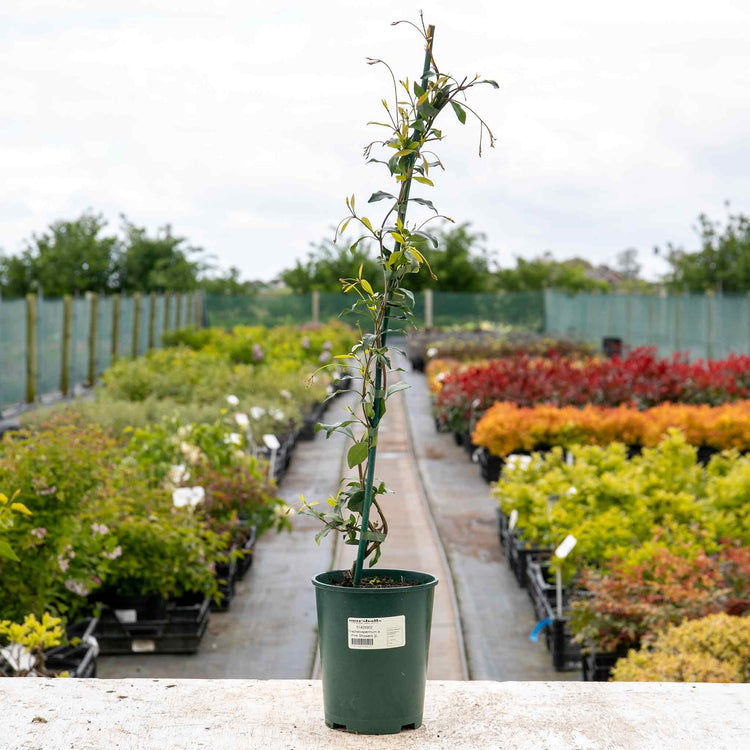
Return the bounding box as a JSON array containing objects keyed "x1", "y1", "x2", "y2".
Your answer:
[
  {"x1": 347, "y1": 615, "x2": 405, "y2": 650},
  {"x1": 555, "y1": 534, "x2": 577, "y2": 559},
  {"x1": 131, "y1": 640, "x2": 155, "y2": 653},
  {"x1": 115, "y1": 609, "x2": 137, "y2": 624},
  {"x1": 509, "y1": 509, "x2": 518, "y2": 531},
  {"x1": 263, "y1": 434, "x2": 281, "y2": 451}
]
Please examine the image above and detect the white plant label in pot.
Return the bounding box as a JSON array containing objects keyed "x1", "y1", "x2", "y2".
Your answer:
[
  {"x1": 263, "y1": 434, "x2": 281, "y2": 451},
  {"x1": 115, "y1": 609, "x2": 138, "y2": 624},
  {"x1": 509, "y1": 509, "x2": 518, "y2": 531},
  {"x1": 131, "y1": 640, "x2": 156, "y2": 653},
  {"x1": 348, "y1": 615, "x2": 406, "y2": 650},
  {"x1": 555, "y1": 534, "x2": 577, "y2": 559}
]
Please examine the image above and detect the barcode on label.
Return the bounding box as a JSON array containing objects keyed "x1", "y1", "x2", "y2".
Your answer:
[{"x1": 350, "y1": 637, "x2": 374, "y2": 647}]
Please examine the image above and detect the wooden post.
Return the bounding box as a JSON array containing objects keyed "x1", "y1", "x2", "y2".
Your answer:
[
  {"x1": 195, "y1": 290, "x2": 204, "y2": 329},
  {"x1": 60, "y1": 295, "x2": 73, "y2": 396},
  {"x1": 164, "y1": 292, "x2": 171, "y2": 336},
  {"x1": 25, "y1": 294, "x2": 38, "y2": 403},
  {"x1": 175, "y1": 293, "x2": 183, "y2": 329},
  {"x1": 312, "y1": 290, "x2": 320, "y2": 325},
  {"x1": 111, "y1": 294, "x2": 120, "y2": 364},
  {"x1": 132, "y1": 292, "x2": 142, "y2": 359},
  {"x1": 87, "y1": 292, "x2": 98, "y2": 386},
  {"x1": 148, "y1": 292, "x2": 157, "y2": 351},
  {"x1": 424, "y1": 288, "x2": 434, "y2": 328}
]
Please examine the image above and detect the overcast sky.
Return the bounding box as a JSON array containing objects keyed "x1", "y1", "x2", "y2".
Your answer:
[{"x1": 2, "y1": 0, "x2": 749, "y2": 282}]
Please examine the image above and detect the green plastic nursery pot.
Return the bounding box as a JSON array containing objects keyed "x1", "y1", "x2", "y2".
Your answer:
[{"x1": 313, "y1": 568, "x2": 438, "y2": 735}]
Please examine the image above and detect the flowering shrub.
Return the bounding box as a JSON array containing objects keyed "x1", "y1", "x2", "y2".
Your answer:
[
  {"x1": 0, "y1": 612, "x2": 66, "y2": 677},
  {"x1": 473, "y1": 401, "x2": 750, "y2": 457},
  {"x1": 611, "y1": 613, "x2": 750, "y2": 683},
  {"x1": 434, "y1": 348, "x2": 750, "y2": 433},
  {"x1": 569, "y1": 541, "x2": 748, "y2": 652}
]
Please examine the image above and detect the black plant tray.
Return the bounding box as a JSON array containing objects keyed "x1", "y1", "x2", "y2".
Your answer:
[
  {"x1": 298, "y1": 402, "x2": 327, "y2": 441},
  {"x1": 526, "y1": 559, "x2": 581, "y2": 672},
  {"x1": 94, "y1": 592, "x2": 210, "y2": 655},
  {"x1": 235, "y1": 526, "x2": 258, "y2": 581},
  {"x1": 508, "y1": 534, "x2": 551, "y2": 589},
  {"x1": 479, "y1": 448, "x2": 503, "y2": 483},
  {"x1": 496, "y1": 508, "x2": 508, "y2": 549},
  {"x1": 581, "y1": 644, "x2": 632, "y2": 682}
]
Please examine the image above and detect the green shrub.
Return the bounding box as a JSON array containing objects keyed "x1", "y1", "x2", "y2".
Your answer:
[{"x1": 612, "y1": 613, "x2": 750, "y2": 682}]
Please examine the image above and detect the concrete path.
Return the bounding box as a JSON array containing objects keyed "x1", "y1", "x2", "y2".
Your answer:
[{"x1": 397, "y1": 352, "x2": 566, "y2": 681}]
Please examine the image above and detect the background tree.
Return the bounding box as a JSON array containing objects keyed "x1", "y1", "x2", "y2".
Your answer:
[
  {"x1": 494, "y1": 253, "x2": 609, "y2": 293},
  {"x1": 0, "y1": 211, "x2": 118, "y2": 297},
  {"x1": 660, "y1": 208, "x2": 750, "y2": 293},
  {"x1": 117, "y1": 218, "x2": 203, "y2": 293}
]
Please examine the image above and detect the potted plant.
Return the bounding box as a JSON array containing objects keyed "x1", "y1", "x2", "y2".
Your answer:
[{"x1": 297, "y1": 15, "x2": 496, "y2": 735}]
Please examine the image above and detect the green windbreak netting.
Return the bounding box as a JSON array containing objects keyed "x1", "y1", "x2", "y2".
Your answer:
[
  {"x1": 96, "y1": 296, "x2": 114, "y2": 376},
  {"x1": 432, "y1": 291, "x2": 544, "y2": 331},
  {"x1": 136, "y1": 297, "x2": 150, "y2": 356},
  {"x1": 37, "y1": 297, "x2": 63, "y2": 395},
  {"x1": 117, "y1": 296, "x2": 134, "y2": 360},
  {"x1": 205, "y1": 294, "x2": 314, "y2": 328},
  {"x1": 0, "y1": 298, "x2": 27, "y2": 408},
  {"x1": 153, "y1": 295, "x2": 166, "y2": 347},
  {"x1": 544, "y1": 291, "x2": 750, "y2": 358},
  {"x1": 71, "y1": 297, "x2": 91, "y2": 386}
]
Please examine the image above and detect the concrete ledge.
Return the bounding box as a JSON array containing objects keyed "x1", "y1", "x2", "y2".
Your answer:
[{"x1": 1, "y1": 679, "x2": 748, "y2": 749}]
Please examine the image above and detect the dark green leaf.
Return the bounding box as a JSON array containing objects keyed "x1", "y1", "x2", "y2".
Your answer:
[
  {"x1": 451, "y1": 101, "x2": 467, "y2": 124},
  {"x1": 480, "y1": 79, "x2": 500, "y2": 88},
  {"x1": 368, "y1": 191, "x2": 396, "y2": 203},
  {"x1": 347, "y1": 439, "x2": 369, "y2": 469},
  {"x1": 386, "y1": 381, "x2": 410, "y2": 398},
  {"x1": 409, "y1": 197, "x2": 437, "y2": 211}
]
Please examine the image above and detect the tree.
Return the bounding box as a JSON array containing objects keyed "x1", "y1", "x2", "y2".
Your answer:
[
  {"x1": 660, "y1": 208, "x2": 750, "y2": 293},
  {"x1": 0, "y1": 212, "x2": 118, "y2": 297},
  {"x1": 280, "y1": 237, "x2": 380, "y2": 294},
  {"x1": 117, "y1": 218, "x2": 203, "y2": 293},
  {"x1": 616, "y1": 248, "x2": 641, "y2": 280},
  {"x1": 494, "y1": 253, "x2": 608, "y2": 293},
  {"x1": 199, "y1": 266, "x2": 260, "y2": 295}
]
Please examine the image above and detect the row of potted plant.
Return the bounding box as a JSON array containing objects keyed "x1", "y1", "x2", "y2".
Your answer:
[
  {"x1": 429, "y1": 347, "x2": 750, "y2": 435},
  {"x1": 493, "y1": 432, "x2": 750, "y2": 678},
  {"x1": 472, "y1": 401, "x2": 750, "y2": 464},
  {"x1": 0, "y1": 409, "x2": 290, "y2": 672}
]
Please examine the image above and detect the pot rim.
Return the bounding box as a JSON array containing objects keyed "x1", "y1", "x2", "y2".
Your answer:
[{"x1": 312, "y1": 568, "x2": 438, "y2": 594}]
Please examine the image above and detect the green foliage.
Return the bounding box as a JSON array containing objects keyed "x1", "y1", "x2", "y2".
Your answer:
[
  {"x1": 495, "y1": 252, "x2": 608, "y2": 293},
  {"x1": 0, "y1": 211, "x2": 118, "y2": 297},
  {"x1": 611, "y1": 613, "x2": 750, "y2": 682},
  {"x1": 0, "y1": 612, "x2": 66, "y2": 677},
  {"x1": 661, "y1": 208, "x2": 750, "y2": 293}
]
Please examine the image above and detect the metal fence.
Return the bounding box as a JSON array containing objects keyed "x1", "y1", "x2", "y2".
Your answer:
[{"x1": 0, "y1": 291, "x2": 200, "y2": 412}]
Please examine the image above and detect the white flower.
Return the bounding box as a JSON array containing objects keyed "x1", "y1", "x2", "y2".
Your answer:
[
  {"x1": 30, "y1": 528, "x2": 47, "y2": 540},
  {"x1": 90, "y1": 523, "x2": 109, "y2": 536},
  {"x1": 279, "y1": 389, "x2": 292, "y2": 400},
  {"x1": 250, "y1": 407, "x2": 265, "y2": 421},
  {"x1": 103, "y1": 546, "x2": 122, "y2": 561},
  {"x1": 271, "y1": 409, "x2": 285, "y2": 422},
  {"x1": 57, "y1": 555, "x2": 70, "y2": 572},
  {"x1": 436, "y1": 372, "x2": 447, "y2": 383},
  {"x1": 234, "y1": 412, "x2": 250, "y2": 428},
  {"x1": 506, "y1": 454, "x2": 532, "y2": 471},
  {"x1": 172, "y1": 486, "x2": 205, "y2": 509},
  {"x1": 64, "y1": 579, "x2": 91, "y2": 596},
  {"x1": 177, "y1": 425, "x2": 192, "y2": 439},
  {"x1": 323, "y1": 340, "x2": 332, "y2": 350},
  {"x1": 226, "y1": 394, "x2": 240, "y2": 407},
  {"x1": 224, "y1": 432, "x2": 243, "y2": 446},
  {"x1": 427, "y1": 347, "x2": 438, "y2": 358},
  {"x1": 167, "y1": 464, "x2": 189, "y2": 485},
  {"x1": 179, "y1": 442, "x2": 203, "y2": 465},
  {"x1": 566, "y1": 486, "x2": 578, "y2": 497},
  {"x1": 318, "y1": 351, "x2": 331, "y2": 363}
]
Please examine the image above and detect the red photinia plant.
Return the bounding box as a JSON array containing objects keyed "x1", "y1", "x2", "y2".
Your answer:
[
  {"x1": 570, "y1": 540, "x2": 750, "y2": 652},
  {"x1": 433, "y1": 347, "x2": 750, "y2": 433}
]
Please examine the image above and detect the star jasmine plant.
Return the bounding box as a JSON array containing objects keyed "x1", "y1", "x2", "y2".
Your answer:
[{"x1": 299, "y1": 15, "x2": 496, "y2": 585}]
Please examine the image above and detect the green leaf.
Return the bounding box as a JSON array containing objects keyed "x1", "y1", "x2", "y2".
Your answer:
[
  {"x1": 361, "y1": 217, "x2": 374, "y2": 233},
  {"x1": 0, "y1": 540, "x2": 19, "y2": 562},
  {"x1": 413, "y1": 176, "x2": 434, "y2": 186},
  {"x1": 409, "y1": 197, "x2": 436, "y2": 211},
  {"x1": 347, "y1": 439, "x2": 369, "y2": 469},
  {"x1": 451, "y1": 101, "x2": 467, "y2": 124},
  {"x1": 360, "y1": 279, "x2": 374, "y2": 295},
  {"x1": 368, "y1": 191, "x2": 396, "y2": 203},
  {"x1": 386, "y1": 381, "x2": 410, "y2": 398},
  {"x1": 480, "y1": 79, "x2": 500, "y2": 88},
  {"x1": 364, "y1": 531, "x2": 386, "y2": 543}
]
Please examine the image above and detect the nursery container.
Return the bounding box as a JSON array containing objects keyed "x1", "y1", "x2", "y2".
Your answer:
[{"x1": 313, "y1": 569, "x2": 437, "y2": 735}]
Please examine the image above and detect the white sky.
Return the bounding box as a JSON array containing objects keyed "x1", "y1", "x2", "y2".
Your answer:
[{"x1": 1, "y1": 0, "x2": 749, "y2": 282}]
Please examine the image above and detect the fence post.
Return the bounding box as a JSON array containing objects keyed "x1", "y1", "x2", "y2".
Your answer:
[
  {"x1": 196, "y1": 290, "x2": 204, "y2": 329},
  {"x1": 132, "y1": 292, "x2": 142, "y2": 359},
  {"x1": 164, "y1": 292, "x2": 171, "y2": 335},
  {"x1": 312, "y1": 290, "x2": 320, "y2": 325},
  {"x1": 60, "y1": 295, "x2": 73, "y2": 396},
  {"x1": 87, "y1": 292, "x2": 98, "y2": 386},
  {"x1": 25, "y1": 294, "x2": 38, "y2": 403},
  {"x1": 148, "y1": 292, "x2": 157, "y2": 350},
  {"x1": 175, "y1": 293, "x2": 183, "y2": 328},
  {"x1": 424, "y1": 288, "x2": 434, "y2": 328},
  {"x1": 111, "y1": 294, "x2": 120, "y2": 364}
]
